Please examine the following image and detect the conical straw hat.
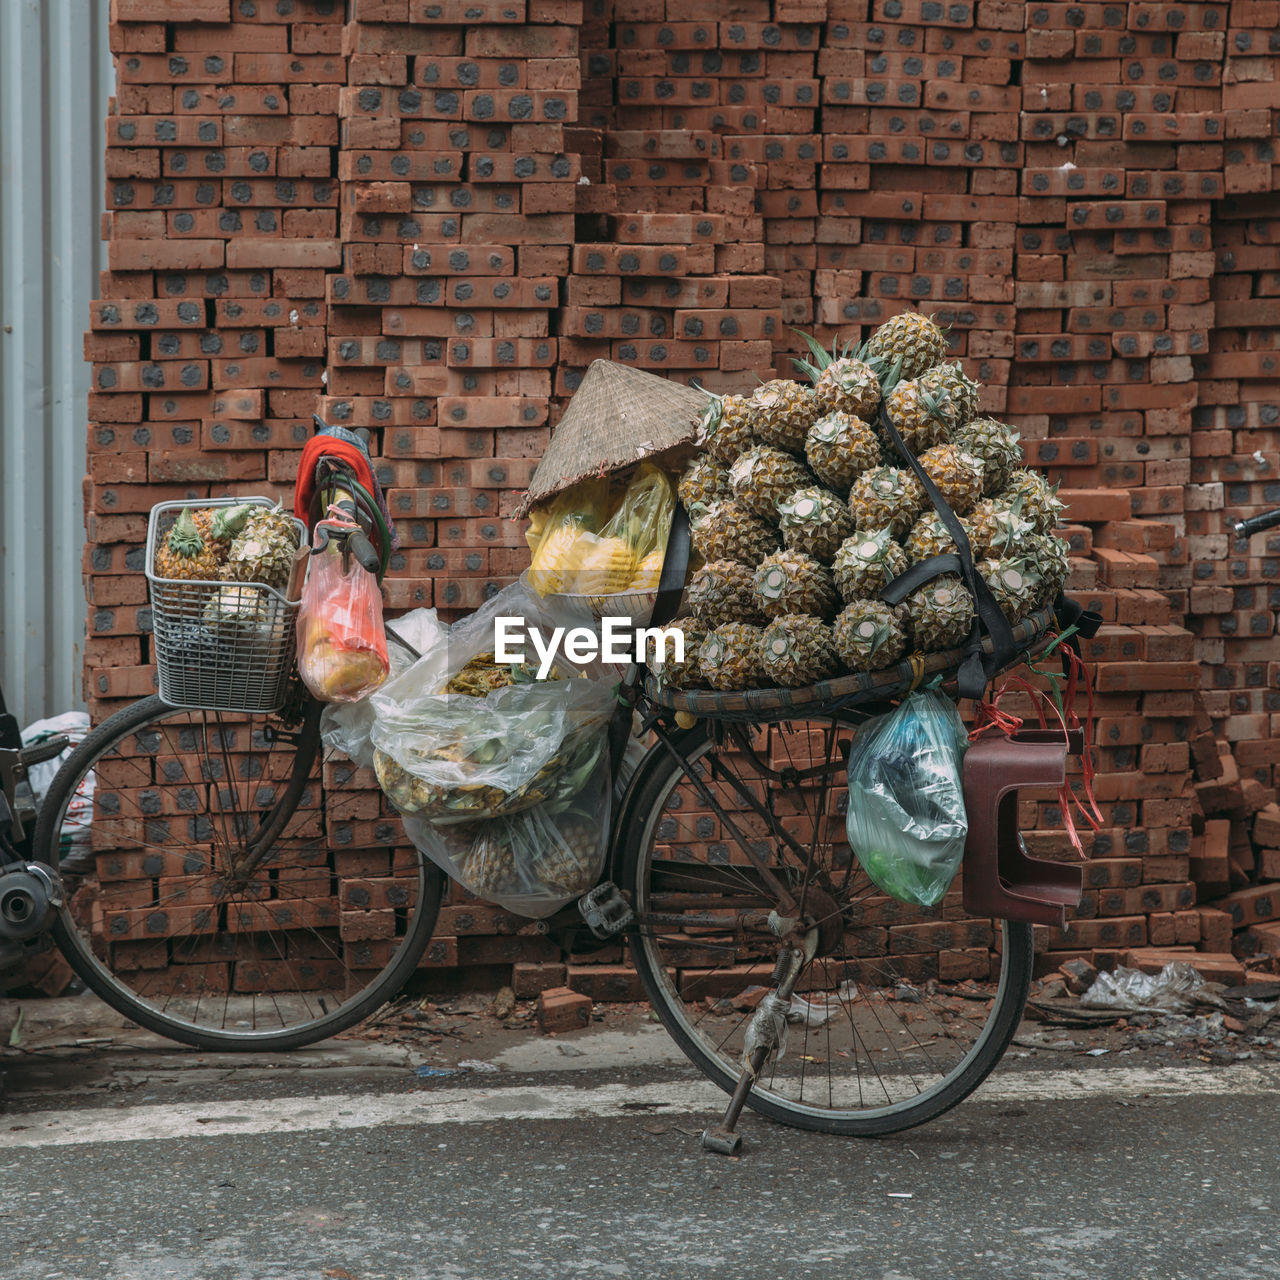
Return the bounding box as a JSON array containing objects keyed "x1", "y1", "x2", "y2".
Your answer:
[{"x1": 517, "y1": 360, "x2": 705, "y2": 516}]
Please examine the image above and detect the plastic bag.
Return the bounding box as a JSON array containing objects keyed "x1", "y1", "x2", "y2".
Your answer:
[
  {"x1": 296, "y1": 544, "x2": 390, "y2": 702},
  {"x1": 21, "y1": 713, "x2": 93, "y2": 871},
  {"x1": 525, "y1": 466, "x2": 674, "y2": 597},
  {"x1": 400, "y1": 748, "x2": 610, "y2": 917},
  {"x1": 369, "y1": 580, "x2": 617, "y2": 822},
  {"x1": 845, "y1": 689, "x2": 970, "y2": 907},
  {"x1": 320, "y1": 608, "x2": 446, "y2": 770},
  {"x1": 526, "y1": 478, "x2": 612, "y2": 595}
]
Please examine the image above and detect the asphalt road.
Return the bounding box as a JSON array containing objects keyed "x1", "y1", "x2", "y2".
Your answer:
[{"x1": 2, "y1": 997, "x2": 1278, "y2": 1280}]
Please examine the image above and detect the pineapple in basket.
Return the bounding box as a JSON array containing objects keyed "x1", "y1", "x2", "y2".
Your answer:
[
  {"x1": 848, "y1": 465, "x2": 925, "y2": 538},
  {"x1": 859, "y1": 311, "x2": 949, "y2": 382},
  {"x1": 804, "y1": 411, "x2": 882, "y2": 493},
  {"x1": 154, "y1": 507, "x2": 220, "y2": 581},
  {"x1": 882, "y1": 375, "x2": 959, "y2": 456},
  {"x1": 687, "y1": 560, "x2": 764, "y2": 629},
  {"x1": 777, "y1": 486, "x2": 855, "y2": 564},
  {"x1": 677, "y1": 455, "x2": 730, "y2": 516},
  {"x1": 700, "y1": 621, "x2": 765, "y2": 691},
  {"x1": 729, "y1": 445, "x2": 814, "y2": 520},
  {"x1": 221, "y1": 504, "x2": 299, "y2": 591},
  {"x1": 691, "y1": 499, "x2": 779, "y2": 568},
  {"x1": 903, "y1": 510, "x2": 962, "y2": 564},
  {"x1": 954, "y1": 418, "x2": 1022, "y2": 496},
  {"x1": 748, "y1": 379, "x2": 821, "y2": 453},
  {"x1": 904, "y1": 576, "x2": 975, "y2": 652},
  {"x1": 979, "y1": 557, "x2": 1043, "y2": 625},
  {"x1": 699, "y1": 391, "x2": 757, "y2": 465},
  {"x1": 832, "y1": 527, "x2": 909, "y2": 603},
  {"x1": 918, "y1": 362, "x2": 980, "y2": 430},
  {"x1": 918, "y1": 442, "x2": 984, "y2": 516},
  {"x1": 192, "y1": 503, "x2": 255, "y2": 566},
  {"x1": 833, "y1": 599, "x2": 909, "y2": 673},
  {"x1": 793, "y1": 333, "x2": 882, "y2": 422},
  {"x1": 1000, "y1": 469, "x2": 1065, "y2": 535},
  {"x1": 759, "y1": 615, "x2": 840, "y2": 688},
  {"x1": 753, "y1": 550, "x2": 839, "y2": 621}
]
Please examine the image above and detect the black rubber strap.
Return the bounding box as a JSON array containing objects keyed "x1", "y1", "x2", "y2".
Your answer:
[
  {"x1": 649, "y1": 502, "x2": 690, "y2": 629},
  {"x1": 880, "y1": 553, "x2": 964, "y2": 606},
  {"x1": 877, "y1": 402, "x2": 1020, "y2": 700}
]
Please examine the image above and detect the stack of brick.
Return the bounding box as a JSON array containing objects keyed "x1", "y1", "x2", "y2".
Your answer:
[{"x1": 83, "y1": 0, "x2": 1280, "y2": 994}]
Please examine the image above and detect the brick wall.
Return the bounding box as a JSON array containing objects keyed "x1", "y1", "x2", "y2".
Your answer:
[{"x1": 86, "y1": 0, "x2": 1280, "y2": 991}]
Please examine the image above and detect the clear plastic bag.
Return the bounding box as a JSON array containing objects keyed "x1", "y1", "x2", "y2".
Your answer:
[
  {"x1": 368, "y1": 581, "x2": 617, "y2": 822},
  {"x1": 400, "y1": 748, "x2": 611, "y2": 917},
  {"x1": 845, "y1": 689, "x2": 970, "y2": 907},
  {"x1": 320, "y1": 608, "x2": 446, "y2": 770},
  {"x1": 296, "y1": 543, "x2": 390, "y2": 703},
  {"x1": 525, "y1": 466, "x2": 674, "y2": 596}
]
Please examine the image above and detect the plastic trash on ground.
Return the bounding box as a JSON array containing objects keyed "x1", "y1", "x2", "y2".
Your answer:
[
  {"x1": 1080, "y1": 962, "x2": 1223, "y2": 1015},
  {"x1": 845, "y1": 688, "x2": 969, "y2": 907}
]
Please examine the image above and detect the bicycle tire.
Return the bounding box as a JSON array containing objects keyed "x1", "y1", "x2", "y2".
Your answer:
[
  {"x1": 34, "y1": 694, "x2": 445, "y2": 1051},
  {"x1": 620, "y1": 717, "x2": 1034, "y2": 1136}
]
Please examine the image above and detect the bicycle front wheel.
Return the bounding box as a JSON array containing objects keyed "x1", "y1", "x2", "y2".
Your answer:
[
  {"x1": 621, "y1": 716, "x2": 1033, "y2": 1136},
  {"x1": 34, "y1": 694, "x2": 444, "y2": 1051}
]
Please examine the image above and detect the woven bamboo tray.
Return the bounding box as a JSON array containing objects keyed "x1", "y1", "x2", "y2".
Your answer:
[{"x1": 644, "y1": 607, "x2": 1056, "y2": 722}]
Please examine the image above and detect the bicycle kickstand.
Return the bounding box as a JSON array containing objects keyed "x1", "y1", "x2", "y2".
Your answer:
[{"x1": 701, "y1": 933, "x2": 814, "y2": 1156}]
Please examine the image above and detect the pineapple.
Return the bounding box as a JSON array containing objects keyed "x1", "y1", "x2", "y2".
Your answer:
[
  {"x1": 222, "y1": 505, "x2": 299, "y2": 591},
  {"x1": 904, "y1": 511, "x2": 961, "y2": 564},
  {"x1": 690, "y1": 499, "x2": 779, "y2": 567},
  {"x1": 883, "y1": 376, "x2": 958, "y2": 455},
  {"x1": 833, "y1": 599, "x2": 909, "y2": 672},
  {"x1": 700, "y1": 621, "x2": 765, "y2": 690},
  {"x1": 686, "y1": 560, "x2": 763, "y2": 629},
  {"x1": 918, "y1": 442, "x2": 984, "y2": 516},
  {"x1": 1000, "y1": 470, "x2": 1064, "y2": 534},
  {"x1": 759, "y1": 615, "x2": 840, "y2": 688},
  {"x1": 777, "y1": 486, "x2": 855, "y2": 563},
  {"x1": 967, "y1": 496, "x2": 1035, "y2": 559},
  {"x1": 699, "y1": 392, "x2": 756, "y2": 465},
  {"x1": 677, "y1": 455, "x2": 730, "y2": 516},
  {"x1": 954, "y1": 418, "x2": 1021, "y2": 496},
  {"x1": 753, "y1": 550, "x2": 839, "y2": 621},
  {"x1": 793, "y1": 333, "x2": 882, "y2": 420},
  {"x1": 904, "y1": 576, "x2": 974, "y2": 652},
  {"x1": 202, "y1": 583, "x2": 274, "y2": 636},
  {"x1": 979, "y1": 557, "x2": 1042, "y2": 624},
  {"x1": 804, "y1": 411, "x2": 881, "y2": 492},
  {"x1": 648, "y1": 622, "x2": 705, "y2": 689},
  {"x1": 531, "y1": 813, "x2": 600, "y2": 895},
  {"x1": 728, "y1": 445, "x2": 813, "y2": 520},
  {"x1": 155, "y1": 507, "x2": 220, "y2": 581},
  {"x1": 831, "y1": 527, "x2": 909, "y2": 602},
  {"x1": 859, "y1": 311, "x2": 949, "y2": 381},
  {"x1": 748, "y1": 379, "x2": 820, "y2": 453},
  {"x1": 191, "y1": 504, "x2": 254, "y2": 567},
  {"x1": 1024, "y1": 530, "x2": 1070, "y2": 605},
  {"x1": 918, "y1": 362, "x2": 980, "y2": 429},
  {"x1": 848, "y1": 466, "x2": 925, "y2": 537}
]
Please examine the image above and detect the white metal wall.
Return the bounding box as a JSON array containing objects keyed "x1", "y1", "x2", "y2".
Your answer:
[{"x1": 0, "y1": 0, "x2": 112, "y2": 725}]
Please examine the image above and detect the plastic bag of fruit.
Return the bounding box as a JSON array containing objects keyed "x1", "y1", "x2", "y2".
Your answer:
[
  {"x1": 525, "y1": 465, "x2": 674, "y2": 597},
  {"x1": 845, "y1": 688, "x2": 969, "y2": 907},
  {"x1": 399, "y1": 744, "x2": 610, "y2": 917},
  {"x1": 369, "y1": 580, "x2": 616, "y2": 822},
  {"x1": 296, "y1": 541, "x2": 390, "y2": 702}
]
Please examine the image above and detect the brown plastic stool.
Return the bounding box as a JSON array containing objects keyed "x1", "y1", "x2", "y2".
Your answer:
[{"x1": 961, "y1": 731, "x2": 1084, "y2": 926}]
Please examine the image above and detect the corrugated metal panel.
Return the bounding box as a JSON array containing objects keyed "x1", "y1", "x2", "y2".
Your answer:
[{"x1": 0, "y1": 0, "x2": 111, "y2": 725}]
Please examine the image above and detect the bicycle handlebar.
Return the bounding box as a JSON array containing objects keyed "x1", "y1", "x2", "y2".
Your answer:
[{"x1": 1234, "y1": 509, "x2": 1280, "y2": 539}]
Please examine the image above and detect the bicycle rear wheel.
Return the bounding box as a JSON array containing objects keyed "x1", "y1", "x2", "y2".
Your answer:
[
  {"x1": 621, "y1": 716, "x2": 1033, "y2": 1136},
  {"x1": 33, "y1": 694, "x2": 444, "y2": 1050}
]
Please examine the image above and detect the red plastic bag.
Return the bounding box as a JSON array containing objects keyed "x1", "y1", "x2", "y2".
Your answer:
[{"x1": 296, "y1": 548, "x2": 390, "y2": 703}]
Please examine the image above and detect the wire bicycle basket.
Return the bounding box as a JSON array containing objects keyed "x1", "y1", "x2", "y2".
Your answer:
[{"x1": 145, "y1": 497, "x2": 307, "y2": 713}]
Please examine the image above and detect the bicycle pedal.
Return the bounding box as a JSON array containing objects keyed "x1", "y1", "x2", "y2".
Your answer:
[{"x1": 577, "y1": 881, "x2": 634, "y2": 939}]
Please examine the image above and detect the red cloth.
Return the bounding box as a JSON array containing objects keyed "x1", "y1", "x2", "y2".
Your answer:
[{"x1": 292, "y1": 435, "x2": 380, "y2": 527}]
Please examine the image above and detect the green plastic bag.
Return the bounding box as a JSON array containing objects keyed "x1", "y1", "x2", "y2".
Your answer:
[{"x1": 845, "y1": 689, "x2": 970, "y2": 907}]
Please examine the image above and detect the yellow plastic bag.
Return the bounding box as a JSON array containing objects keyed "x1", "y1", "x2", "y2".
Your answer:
[
  {"x1": 605, "y1": 464, "x2": 673, "y2": 566},
  {"x1": 525, "y1": 478, "x2": 610, "y2": 595}
]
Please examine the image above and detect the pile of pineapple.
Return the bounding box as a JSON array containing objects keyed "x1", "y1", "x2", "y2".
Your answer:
[
  {"x1": 668, "y1": 312, "x2": 1067, "y2": 692},
  {"x1": 153, "y1": 502, "x2": 301, "y2": 641}
]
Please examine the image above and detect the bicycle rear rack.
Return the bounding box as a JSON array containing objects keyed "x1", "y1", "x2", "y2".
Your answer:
[{"x1": 961, "y1": 727, "x2": 1085, "y2": 926}]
